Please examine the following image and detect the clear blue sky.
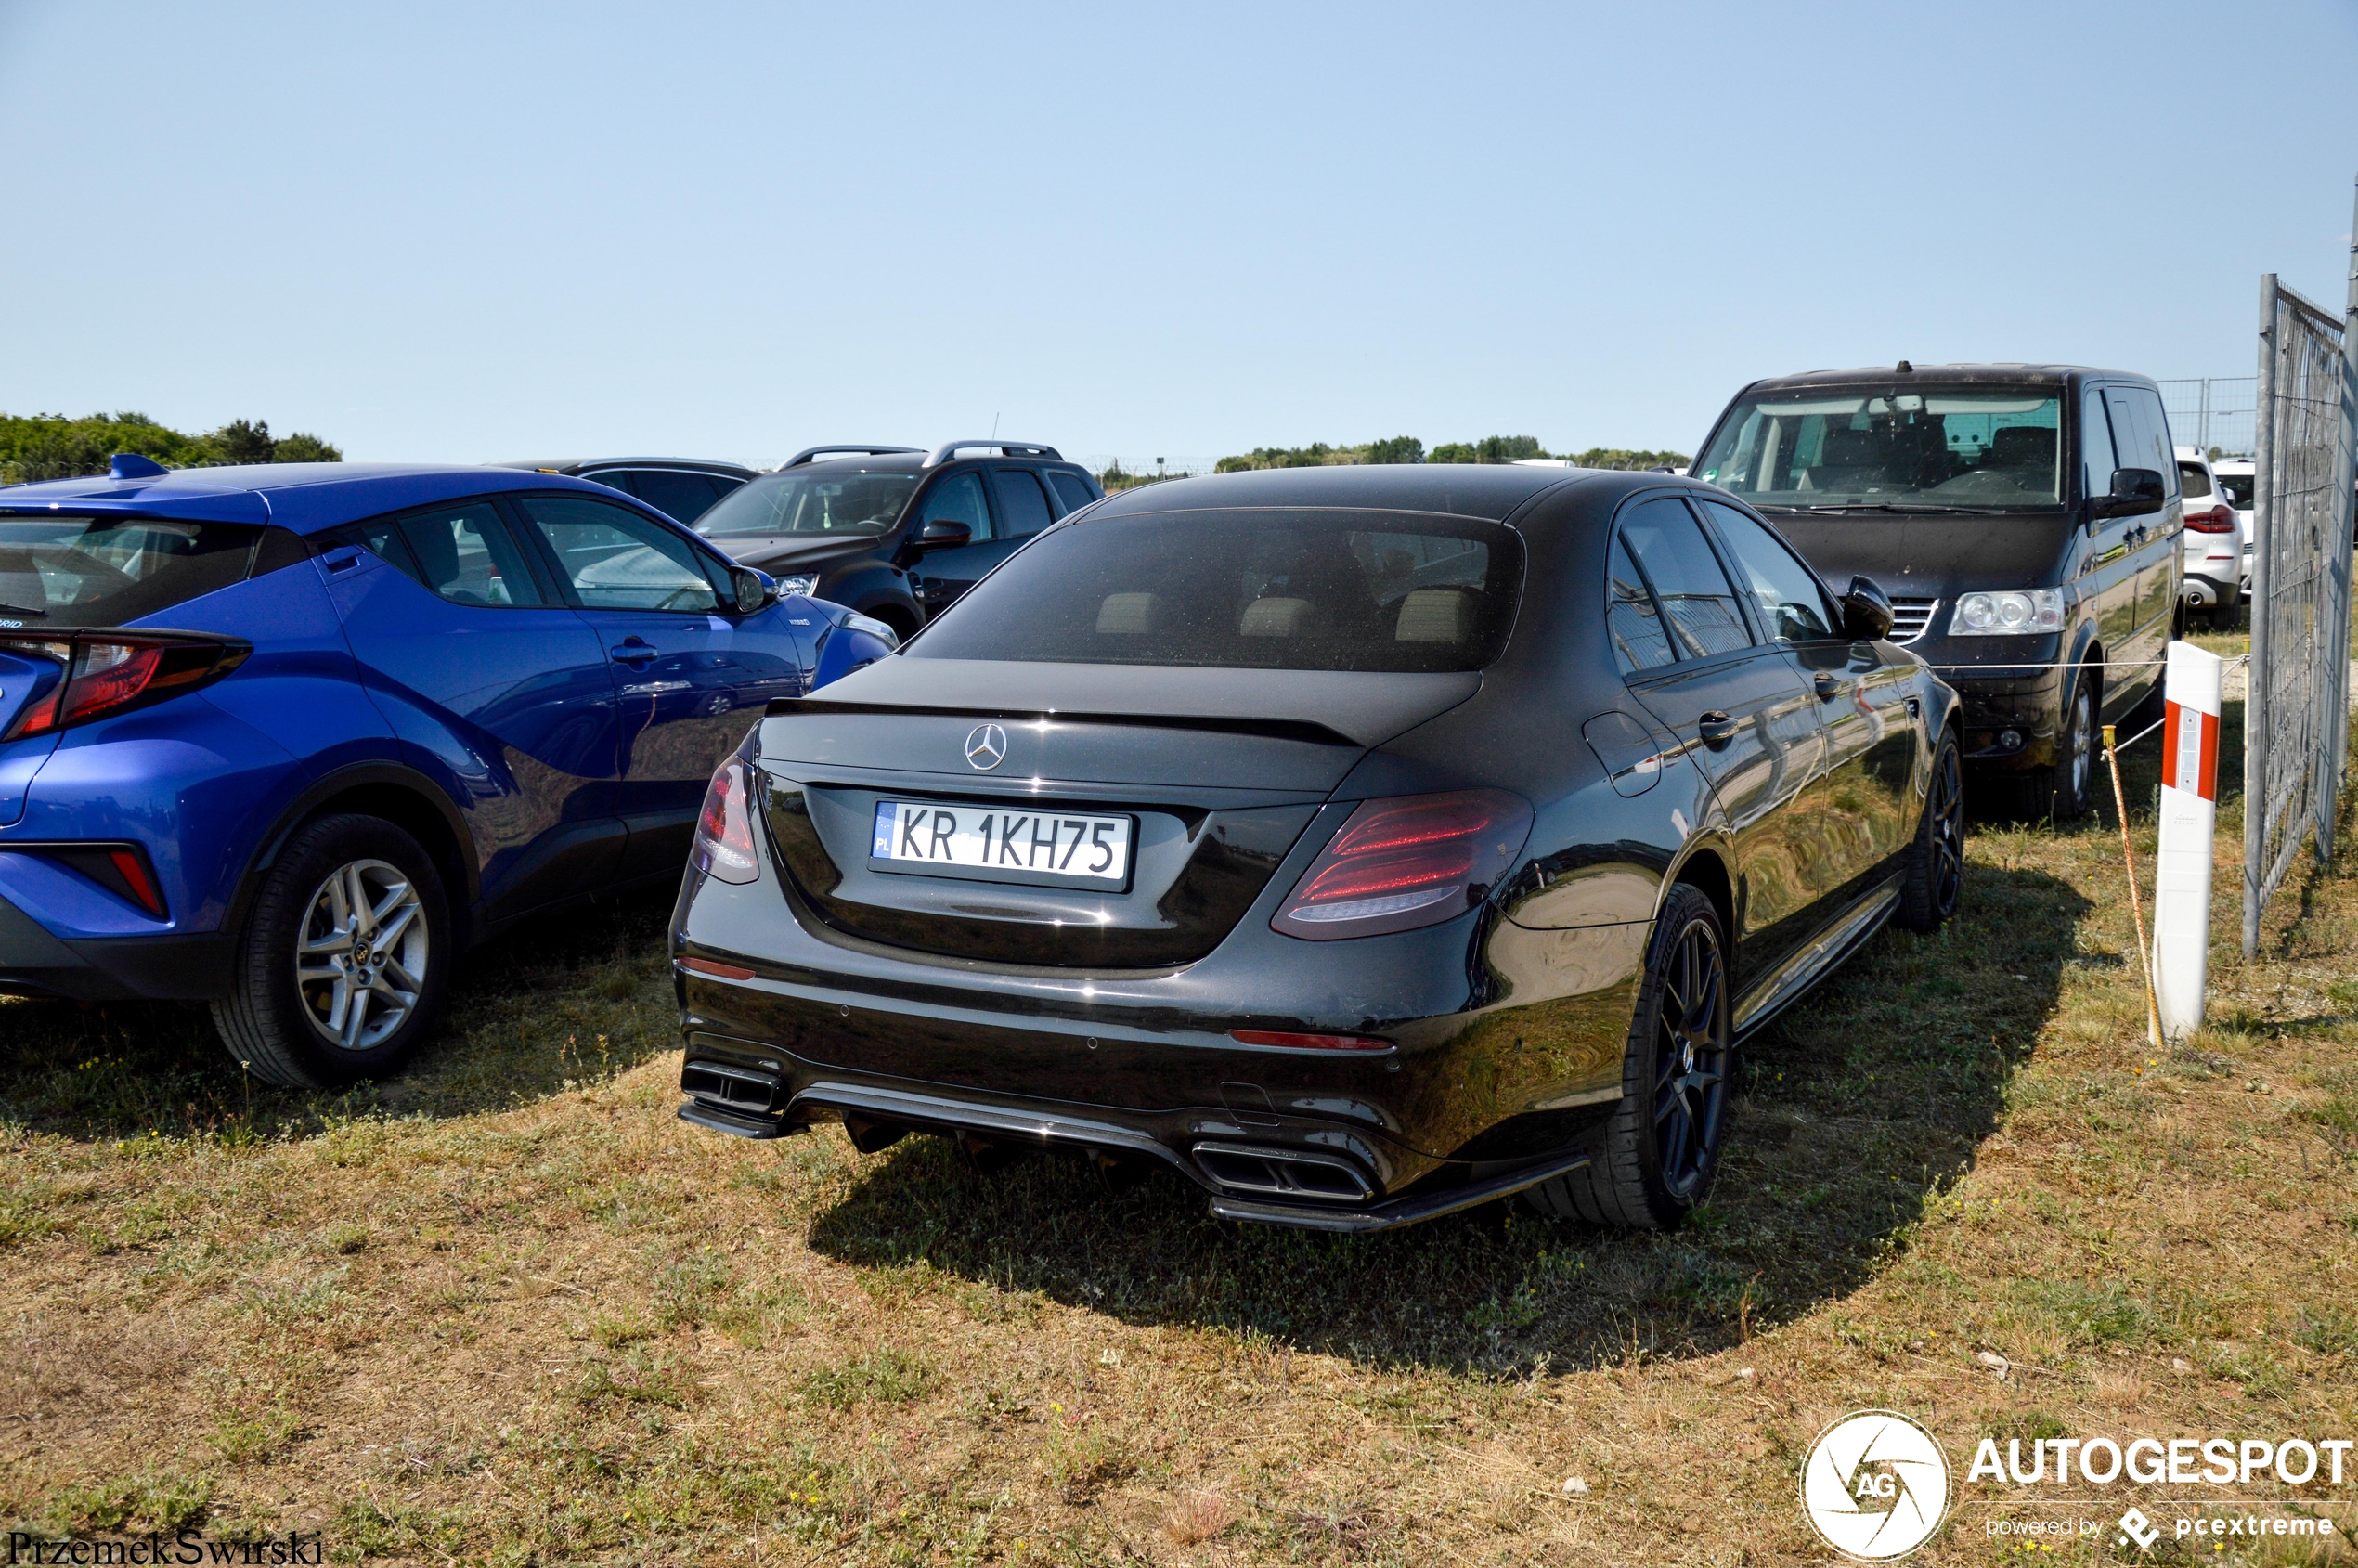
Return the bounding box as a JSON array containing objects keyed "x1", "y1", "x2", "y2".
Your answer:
[{"x1": 4, "y1": 0, "x2": 2353, "y2": 468}]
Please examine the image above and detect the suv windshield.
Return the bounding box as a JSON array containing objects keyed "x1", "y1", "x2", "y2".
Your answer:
[
  {"x1": 909, "y1": 508, "x2": 1522, "y2": 673},
  {"x1": 0, "y1": 515, "x2": 261, "y2": 627},
  {"x1": 1697, "y1": 388, "x2": 2066, "y2": 512},
  {"x1": 693, "y1": 468, "x2": 918, "y2": 539}
]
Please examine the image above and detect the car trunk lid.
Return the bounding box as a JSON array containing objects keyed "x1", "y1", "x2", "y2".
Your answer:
[{"x1": 753, "y1": 658, "x2": 1479, "y2": 965}]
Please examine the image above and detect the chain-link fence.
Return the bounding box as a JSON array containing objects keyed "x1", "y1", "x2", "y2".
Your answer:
[
  {"x1": 2157, "y1": 377, "x2": 2258, "y2": 458},
  {"x1": 2241, "y1": 240, "x2": 2358, "y2": 956}
]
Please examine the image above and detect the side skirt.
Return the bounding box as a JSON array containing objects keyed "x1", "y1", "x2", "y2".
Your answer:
[{"x1": 1731, "y1": 876, "x2": 1899, "y2": 1042}]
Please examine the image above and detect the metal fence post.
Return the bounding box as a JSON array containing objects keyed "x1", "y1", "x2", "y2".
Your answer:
[
  {"x1": 2244, "y1": 274, "x2": 2278, "y2": 960},
  {"x1": 2324, "y1": 174, "x2": 2358, "y2": 863}
]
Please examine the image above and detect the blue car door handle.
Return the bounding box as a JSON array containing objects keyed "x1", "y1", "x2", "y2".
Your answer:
[{"x1": 611, "y1": 637, "x2": 656, "y2": 664}]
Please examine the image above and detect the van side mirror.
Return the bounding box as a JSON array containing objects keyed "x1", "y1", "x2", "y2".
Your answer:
[
  {"x1": 914, "y1": 519, "x2": 972, "y2": 551},
  {"x1": 1839, "y1": 575, "x2": 1895, "y2": 641},
  {"x1": 730, "y1": 566, "x2": 775, "y2": 614},
  {"x1": 2091, "y1": 467, "x2": 2165, "y2": 520}
]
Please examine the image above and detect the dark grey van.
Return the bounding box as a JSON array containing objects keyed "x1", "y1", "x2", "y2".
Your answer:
[{"x1": 1691, "y1": 365, "x2": 2180, "y2": 817}]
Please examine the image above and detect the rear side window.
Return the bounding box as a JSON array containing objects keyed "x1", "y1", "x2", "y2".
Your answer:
[
  {"x1": 0, "y1": 513, "x2": 264, "y2": 628},
  {"x1": 1046, "y1": 470, "x2": 1098, "y2": 513},
  {"x1": 991, "y1": 469, "x2": 1056, "y2": 538},
  {"x1": 388, "y1": 502, "x2": 548, "y2": 608},
  {"x1": 617, "y1": 469, "x2": 727, "y2": 525},
  {"x1": 1615, "y1": 497, "x2": 1751, "y2": 658},
  {"x1": 910, "y1": 508, "x2": 1522, "y2": 673},
  {"x1": 1607, "y1": 536, "x2": 1675, "y2": 673}
]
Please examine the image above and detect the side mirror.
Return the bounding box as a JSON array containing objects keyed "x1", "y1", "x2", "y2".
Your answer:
[
  {"x1": 1839, "y1": 575, "x2": 1895, "y2": 641},
  {"x1": 2091, "y1": 467, "x2": 2165, "y2": 520},
  {"x1": 913, "y1": 518, "x2": 972, "y2": 551},
  {"x1": 730, "y1": 566, "x2": 776, "y2": 614}
]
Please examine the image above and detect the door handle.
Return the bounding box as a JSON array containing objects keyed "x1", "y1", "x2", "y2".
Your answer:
[
  {"x1": 1698, "y1": 711, "x2": 1737, "y2": 745},
  {"x1": 610, "y1": 637, "x2": 656, "y2": 663},
  {"x1": 319, "y1": 547, "x2": 364, "y2": 574}
]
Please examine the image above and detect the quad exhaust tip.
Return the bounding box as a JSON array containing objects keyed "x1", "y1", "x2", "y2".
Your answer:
[{"x1": 1193, "y1": 1141, "x2": 1374, "y2": 1204}]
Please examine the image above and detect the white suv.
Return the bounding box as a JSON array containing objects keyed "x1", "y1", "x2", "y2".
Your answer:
[
  {"x1": 2209, "y1": 457, "x2": 2255, "y2": 601},
  {"x1": 2176, "y1": 447, "x2": 2242, "y2": 630}
]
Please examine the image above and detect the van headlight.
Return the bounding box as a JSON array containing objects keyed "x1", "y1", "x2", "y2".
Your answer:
[{"x1": 1950, "y1": 589, "x2": 2064, "y2": 636}]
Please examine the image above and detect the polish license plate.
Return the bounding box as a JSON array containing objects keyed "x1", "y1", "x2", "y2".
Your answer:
[{"x1": 870, "y1": 801, "x2": 1132, "y2": 883}]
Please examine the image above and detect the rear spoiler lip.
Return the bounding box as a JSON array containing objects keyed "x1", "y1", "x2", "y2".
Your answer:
[{"x1": 761, "y1": 697, "x2": 1358, "y2": 748}]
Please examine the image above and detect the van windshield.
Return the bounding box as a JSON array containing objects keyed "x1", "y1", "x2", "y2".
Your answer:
[{"x1": 1696, "y1": 389, "x2": 2065, "y2": 512}]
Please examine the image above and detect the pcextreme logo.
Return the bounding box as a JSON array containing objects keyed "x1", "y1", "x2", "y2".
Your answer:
[{"x1": 1801, "y1": 1410, "x2": 1953, "y2": 1561}]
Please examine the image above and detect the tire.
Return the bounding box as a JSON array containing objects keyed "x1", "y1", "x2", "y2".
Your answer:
[
  {"x1": 2010, "y1": 671, "x2": 2095, "y2": 822},
  {"x1": 1525, "y1": 883, "x2": 1730, "y2": 1229},
  {"x1": 213, "y1": 813, "x2": 452, "y2": 1089},
  {"x1": 1895, "y1": 728, "x2": 1963, "y2": 933}
]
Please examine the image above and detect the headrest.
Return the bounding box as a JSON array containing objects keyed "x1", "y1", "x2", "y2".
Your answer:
[
  {"x1": 1820, "y1": 428, "x2": 1879, "y2": 466},
  {"x1": 1239, "y1": 597, "x2": 1314, "y2": 637},
  {"x1": 1095, "y1": 592, "x2": 1157, "y2": 634},
  {"x1": 1989, "y1": 426, "x2": 2055, "y2": 465},
  {"x1": 1394, "y1": 588, "x2": 1472, "y2": 642}
]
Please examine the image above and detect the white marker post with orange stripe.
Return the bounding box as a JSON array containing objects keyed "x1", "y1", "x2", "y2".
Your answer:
[{"x1": 2152, "y1": 641, "x2": 2223, "y2": 1042}]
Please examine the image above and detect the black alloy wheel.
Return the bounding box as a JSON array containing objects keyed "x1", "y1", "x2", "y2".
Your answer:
[
  {"x1": 1527, "y1": 883, "x2": 1730, "y2": 1229},
  {"x1": 1897, "y1": 729, "x2": 1963, "y2": 932}
]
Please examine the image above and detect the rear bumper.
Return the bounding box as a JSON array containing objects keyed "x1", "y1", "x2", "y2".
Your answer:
[
  {"x1": 0, "y1": 891, "x2": 233, "y2": 1002},
  {"x1": 673, "y1": 1021, "x2": 1602, "y2": 1233}
]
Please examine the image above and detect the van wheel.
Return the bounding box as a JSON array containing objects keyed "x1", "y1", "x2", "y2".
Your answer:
[
  {"x1": 2013, "y1": 675, "x2": 2095, "y2": 822},
  {"x1": 1526, "y1": 883, "x2": 1730, "y2": 1229},
  {"x1": 1896, "y1": 729, "x2": 1963, "y2": 932},
  {"x1": 213, "y1": 813, "x2": 451, "y2": 1089}
]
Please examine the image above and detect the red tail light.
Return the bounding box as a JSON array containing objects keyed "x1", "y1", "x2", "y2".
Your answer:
[
  {"x1": 1272, "y1": 788, "x2": 1531, "y2": 940},
  {"x1": 693, "y1": 757, "x2": 760, "y2": 884},
  {"x1": 2183, "y1": 504, "x2": 2235, "y2": 534},
  {"x1": 0, "y1": 631, "x2": 251, "y2": 740}
]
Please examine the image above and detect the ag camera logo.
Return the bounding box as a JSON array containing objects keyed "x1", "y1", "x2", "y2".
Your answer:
[{"x1": 1802, "y1": 1410, "x2": 1952, "y2": 1560}]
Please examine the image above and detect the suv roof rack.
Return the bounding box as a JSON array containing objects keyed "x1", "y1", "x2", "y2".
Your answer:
[
  {"x1": 922, "y1": 440, "x2": 1062, "y2": 469},
  {"x1": 781, "y1": 445, "x2": 922, "y2": 469}
]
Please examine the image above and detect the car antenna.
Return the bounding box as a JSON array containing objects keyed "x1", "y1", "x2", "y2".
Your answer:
[{"x1": 1895, "y1": 359, "x2": 1913, "y2": 373}]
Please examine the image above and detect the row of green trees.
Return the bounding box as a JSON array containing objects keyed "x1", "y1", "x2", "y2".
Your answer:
[
  {"x1": 0, "y1": 411, "x2": 343, "y2": 485},
  {"x1": 1207, "y1": 435, "x2": 1690, "y2": 473}
]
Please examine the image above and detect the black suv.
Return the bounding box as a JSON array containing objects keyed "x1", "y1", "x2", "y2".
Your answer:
[
  {"x1": 1692, "y1": 364, "x2": 2181, "y2": 817},
  {"x1": 688, "y1": 442, "x2": 1104, "y2": 639},
  {"x1": 499, "y1": 458, "x2": 758, "y2": 525}
]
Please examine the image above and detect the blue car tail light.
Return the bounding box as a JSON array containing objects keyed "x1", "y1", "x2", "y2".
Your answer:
[{"x1": 0, "y1": 630, "x2": 253, "y2": 740}]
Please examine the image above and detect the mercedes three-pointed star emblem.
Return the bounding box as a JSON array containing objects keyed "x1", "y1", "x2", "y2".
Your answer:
[{"x1": 965, "y1": 722, "x2": 1007, "y2": 771}]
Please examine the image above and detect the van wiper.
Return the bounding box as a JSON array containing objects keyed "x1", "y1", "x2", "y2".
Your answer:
[
  {"x1": 1797, "y1": 502, "x2": 1987, "y2": 515},
  {"x1": 0, "y1": 603, "x2": 49, "y2": 617}
]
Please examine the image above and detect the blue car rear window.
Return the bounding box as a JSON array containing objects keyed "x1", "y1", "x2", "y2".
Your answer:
[{"x1": 0, "y1": 514, "x2": 266, "y2": 628}]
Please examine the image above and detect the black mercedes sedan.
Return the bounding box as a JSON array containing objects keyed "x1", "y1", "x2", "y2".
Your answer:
[{"x1": 669, "y1": 465, "x2": 1963, "y2": 1233}]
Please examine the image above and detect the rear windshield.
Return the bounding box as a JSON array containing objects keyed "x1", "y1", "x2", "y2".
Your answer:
[
  {"x1": 908, "y1": 508, "x2": 1522, "y2": 672},
  {"x1": 2178, "y1": 460, "x2": 2213, "y2": 498},
  {"x1": 1696, "y1": 388, "x2": 2066, "y2": 511},
  {"x1": 0, "y1": 514, "x2": 262, "y2": 628},
  {"x1": 693, "y1": 467, "x2": 918, "y2": 539},
  {"x1": 2216, "y1": 471, "x2": 2255, "y2": 510}
]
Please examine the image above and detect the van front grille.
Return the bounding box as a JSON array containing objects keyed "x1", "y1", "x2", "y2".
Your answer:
[{"x1": 1888, "y1": 597, "x2": 1939, "y2": 644}]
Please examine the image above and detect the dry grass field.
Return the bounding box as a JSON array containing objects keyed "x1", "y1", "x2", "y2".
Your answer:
[{"x1": 1, "y1": 627, "x2": 2352, "y2": 1565}]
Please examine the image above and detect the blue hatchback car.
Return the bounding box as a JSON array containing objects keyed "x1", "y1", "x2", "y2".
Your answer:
[{"x1": 0, "y1": 458, "x2": 896, "y2": 1087}]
